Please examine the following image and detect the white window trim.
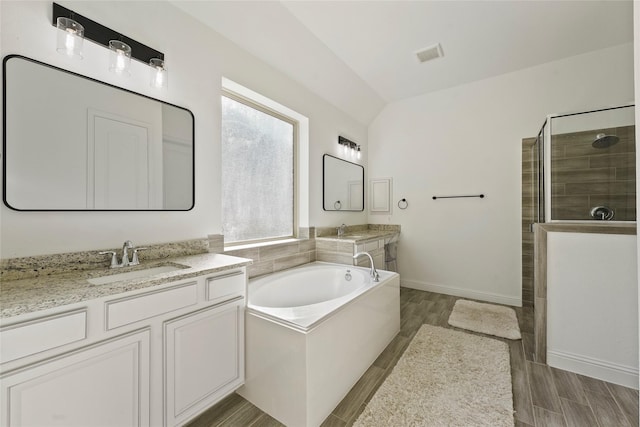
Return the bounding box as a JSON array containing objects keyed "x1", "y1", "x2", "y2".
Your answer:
[{"x1": 221, "y1": 78, "x2": 309, "y2": 248}]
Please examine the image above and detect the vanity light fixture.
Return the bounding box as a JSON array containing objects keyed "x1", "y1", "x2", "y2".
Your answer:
[
  {"x1": 109, "y1": 40, "x2": 131, "y2": 75},
  {"x1": 56, "y1": 17, "x2": 84, "y2": 59},
  {"x1": 338, "y1": 136, "x2": 360, "y2": 160},
  {"x1": 149, "y1": 58, "x2": 168, "y2": 89},
  {"x1": 52, "y1": 3, "x2": 165, "y2": 87}
]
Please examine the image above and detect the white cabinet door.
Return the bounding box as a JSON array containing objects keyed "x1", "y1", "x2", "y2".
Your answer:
[
  {"x1": 1, "y1": 329, "x2": 150, "y2": 427},
  {"x1": 164, "y1": 300, "x2": 244, "y2": 427}
]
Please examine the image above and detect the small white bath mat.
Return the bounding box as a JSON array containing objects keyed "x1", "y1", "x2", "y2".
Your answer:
[
  {"x1": 353, "y1": 324, "x2": 513, "y2": 427},
  {"x1": 448, "y1": 299, "x2": 521, "y2": 340}
]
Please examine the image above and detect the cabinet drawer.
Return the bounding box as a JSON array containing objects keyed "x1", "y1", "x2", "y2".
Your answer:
[
  {"x1": 0, "y1": 309, "x2": 87, "y2": 364},
  {"x1": 206, "y1": 271, "x2": 245, "y2": 303},
  {"x1": 106, "y1": 282, "x2": 198, "y2": 330}
]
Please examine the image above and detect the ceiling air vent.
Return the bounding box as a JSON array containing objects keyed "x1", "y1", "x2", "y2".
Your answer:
[{"x1": 414, "y1": 43, "x2": 443, "y2": 63}]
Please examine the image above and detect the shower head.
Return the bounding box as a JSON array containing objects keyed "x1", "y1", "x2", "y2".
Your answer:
[{"x1": 592, "y1": 133, "x2": 619, "y2": 149}]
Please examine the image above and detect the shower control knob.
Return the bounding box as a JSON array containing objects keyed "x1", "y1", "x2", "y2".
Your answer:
[{"x1": 590, "y1": 206, "x2": 614, "y2": 220}]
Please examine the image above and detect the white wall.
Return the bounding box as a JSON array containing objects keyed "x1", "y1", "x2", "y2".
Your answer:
[
  {"x1": 546, "y1": 232, "x2": 638, "y2": 388},
  {"x1": 0, "y1": 0, "x2": 368, "y2": 258},
  {"x1": 368, "y1": 43, "x2": 634, "y2": 305}
]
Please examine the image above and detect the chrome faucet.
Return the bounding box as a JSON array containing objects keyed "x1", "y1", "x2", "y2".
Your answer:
[
  {"x1": 121, "y1": 241, "x2": 147, "y2": 266},
  {"x1": 99, "y1": 240, "x2": 146, "y2": 269},
  {"x1": 121, "y1": 240, "x2": 133, "y2": 267},
  {"x1": 337, "y1": 223, "x2": 347, "y2": 237},
  {"x1": 353, "y1": 252, "x2": 379, "y2": 282}
]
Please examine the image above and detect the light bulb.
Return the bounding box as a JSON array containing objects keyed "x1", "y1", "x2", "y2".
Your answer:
[
  {"x1": 357, "y1": 146, "x2": 361, "y2": 160},
  {"x1": 115, "y1": 50, "x2": 126, "y2": 72},
  {"x1": 64, "y1": 30, "x2": 76, "y2": 55},
  {"x1": 154, "y1": 71, "x2": 164, "y2": 86}
]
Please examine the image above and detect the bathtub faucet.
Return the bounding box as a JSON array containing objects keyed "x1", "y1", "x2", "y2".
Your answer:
[{"x1": 353, "y1": 252, "x2": 379, "y2": 282}]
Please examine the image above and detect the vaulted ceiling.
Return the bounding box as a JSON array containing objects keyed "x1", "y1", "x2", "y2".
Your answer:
[{"x1": 172, "y1": 1, "x2": 634, "y2": 125}]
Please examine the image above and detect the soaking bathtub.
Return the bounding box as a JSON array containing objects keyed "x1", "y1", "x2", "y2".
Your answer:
[{"x1": 237, "y1": 262, "x2": 400, "y2": 427}]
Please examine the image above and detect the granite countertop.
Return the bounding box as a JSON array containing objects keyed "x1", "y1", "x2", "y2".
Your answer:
[
  {"x1": 0, "y1": 253, "x2": 252, "y2": 319},
  {"x1": 315, "y1": 230, "x2": 399, "y2": 243}
]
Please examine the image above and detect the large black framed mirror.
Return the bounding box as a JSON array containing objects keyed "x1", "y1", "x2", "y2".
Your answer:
[
  {"x1": 3, "y1": 55, "x2": 194, "y2": 211},
  {"x1": 322, "y1": 154, "x2": 364, "y2": 211}
]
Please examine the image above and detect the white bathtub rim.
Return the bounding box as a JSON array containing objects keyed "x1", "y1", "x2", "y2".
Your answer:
[
  {"x1": 247, "y1": 262, "x2": 399, "y2": 332},
  {"x1": 249, "y1": 264, "x2": 369, "y2": 308}
]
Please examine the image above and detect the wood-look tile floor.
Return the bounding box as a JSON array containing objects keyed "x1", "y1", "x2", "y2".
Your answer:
[{"x1": 187, "y1": 288, "x2": 639, "y2": 427}]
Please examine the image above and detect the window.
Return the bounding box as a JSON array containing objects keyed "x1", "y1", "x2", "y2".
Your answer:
[{"x1": 221, "y1": 93, "x2": 296, "y2": 244}]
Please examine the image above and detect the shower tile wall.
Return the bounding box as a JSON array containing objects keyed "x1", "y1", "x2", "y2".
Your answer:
[
  {"x1": 522, "y1": 138, "x2": 536, "y2": 308},
  {"x1": 551, "y1": 125, "x2": 636, "y2": 221}
]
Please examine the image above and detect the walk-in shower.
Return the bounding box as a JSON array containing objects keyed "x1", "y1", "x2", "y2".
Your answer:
[
  {"x1": 532, "y1": 104, "x2": 636, "y2": 222},
  {"x1": 523, "y1": 105, "x2": 638, "y2": 386}
]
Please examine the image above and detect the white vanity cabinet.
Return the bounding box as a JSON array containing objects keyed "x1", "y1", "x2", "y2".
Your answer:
[
  {"x1": 0, "y1": 266, "x2": 247, "y2": 427},
  {"x1": 164, "y1": 299, "x2": 244, "y2": 426},
  {"x1": 1, "y1": 329, "x2": 151, "y2": 427}
]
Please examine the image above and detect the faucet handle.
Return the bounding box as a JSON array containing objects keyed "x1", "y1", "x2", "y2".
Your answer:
[
  {"x1": 99, "y1": 251, "x2": 119, "y2": 268},
  {"x1": 131, "y1": 247, "x2": 147, "y2": 266}
]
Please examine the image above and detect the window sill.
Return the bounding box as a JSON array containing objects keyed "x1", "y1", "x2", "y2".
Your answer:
[{"x1": 223, "y1": 238, "x2": 302, "y2": 252}]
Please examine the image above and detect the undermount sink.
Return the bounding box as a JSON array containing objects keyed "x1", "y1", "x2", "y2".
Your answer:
[{"x1": 87, "y1": 264, "x2": 188, "y2": 285}]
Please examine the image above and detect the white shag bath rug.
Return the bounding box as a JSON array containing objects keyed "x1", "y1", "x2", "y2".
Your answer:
[
  {"x1": 353, "y1": 325, "x2": 513, "y2": 427},
  {"x1": 448, "y1": 299, "x2": 522, "y2": 340}
]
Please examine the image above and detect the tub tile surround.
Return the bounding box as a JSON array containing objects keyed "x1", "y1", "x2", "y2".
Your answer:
[
  {"x1": 223, "y1": 228, "x2": 317, "y2": 279},
  {"x1": 0, "y1": 238, "x2": 252, "y2": 318},
  {"x1": 223, "y1": 225, "x2": 400, "y2": 278},
  {"x1": 532, "y1": 222, "x2": 637, "y2": 366}
]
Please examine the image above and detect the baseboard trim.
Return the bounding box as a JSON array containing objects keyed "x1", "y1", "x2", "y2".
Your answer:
[
  {"x1": 548, "y1": 350, "x2": 639, "y2": 390},
  {"x1": 400, "y1": 279, "x2": 521, "y2": 307}
]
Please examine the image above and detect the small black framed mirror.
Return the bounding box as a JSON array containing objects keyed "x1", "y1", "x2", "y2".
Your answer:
[{"x1": 322, "y1": 154, "x2": 364, "y2": 211}]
